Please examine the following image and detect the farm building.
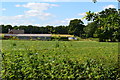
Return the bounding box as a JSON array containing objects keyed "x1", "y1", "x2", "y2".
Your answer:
[
  {"x1": 3, "y1": 33, "x2": 77, "y2": 41},
  {"x1": 8, "y1": 29, "x2": 24, "y2": 34},
  {"x1": 4, "y1": 34, "x2": 52, "y2": 40}
]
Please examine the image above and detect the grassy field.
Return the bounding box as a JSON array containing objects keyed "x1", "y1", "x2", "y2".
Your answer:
[{"x1": 1, "y1": 40, "x2": 119, "y2": 79}]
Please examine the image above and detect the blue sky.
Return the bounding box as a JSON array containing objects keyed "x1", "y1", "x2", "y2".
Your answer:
[{"x1": 0, "y1": 2, "x2": 118, "y2": 26}]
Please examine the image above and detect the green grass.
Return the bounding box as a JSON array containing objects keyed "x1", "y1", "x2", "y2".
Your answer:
[
  {"x1": 2, "y1": 40, "x2": 118, "y2": 66},
  {"x1": 1, "y1": 40, "x2": 119, "y2": 79},
  {"x1": 2, "y1": 40, "x2": 118, "y2": 62}
]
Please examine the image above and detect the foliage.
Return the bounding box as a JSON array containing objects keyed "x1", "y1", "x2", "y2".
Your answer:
[
  {"x1": 68, "y1": 19, "x2": 85, "y2": 37},
  {"x1": 84, "y1": 22, "x2": 98, "y2": 38},
  {"x1": 1, "y1": 25, "x2": 12, "y2": 33},
  {"x1": 85, "y1": 8, "x2": 120, "y2": 42},
  {"x1": 1, "y1": 40, "x2": 119, "y2": 79},
  {"x1": 54, "y1": 26, "x2": 68, "y2": 34},
  {"x1": 1, "y1": 25, "x2": 69, "y2": 35},
  {"x1": 1, "y1": 52, "x2": 119, "y2": 79}
]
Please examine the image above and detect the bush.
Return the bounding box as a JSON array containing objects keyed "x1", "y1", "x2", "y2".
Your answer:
[{"x1": 1, "y1": 51, "x2": 119, "y2": 79}]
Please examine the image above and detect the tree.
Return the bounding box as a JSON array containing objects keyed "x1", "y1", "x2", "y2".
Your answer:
[
  {"x1": 46, "y1": 25, "x2": 54, "y2": 34},
  {"x1": 2, "y1": 25, "x2": 13, "y2": 33},
  {"x1": 84, "y1": 21, "x2": 97, "y2": 37},
  {"x1": 85, "y1": 8, "x2": 120, "y2": 42},
  {"x1": 68, "y1": 19, "x2": 85, "y2": 37},
  {"x1": 54, "y1": 26, "x2": 68, "y2": 34},
  {"x1": 13, "y1": 26, "x2": 19, "y2": 30}
]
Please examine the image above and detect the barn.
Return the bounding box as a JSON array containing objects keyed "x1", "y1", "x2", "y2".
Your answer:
[
  {"x1": 4, "y1": 34, "x2": 52, "y2": 40},
  {"x1": 8, "y1": 29, "x2": 24, "y2": 34}
]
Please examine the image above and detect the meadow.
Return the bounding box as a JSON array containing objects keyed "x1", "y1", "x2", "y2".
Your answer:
[{"x1": 1, "y1": 40, "x2": 119, "y2": 79}]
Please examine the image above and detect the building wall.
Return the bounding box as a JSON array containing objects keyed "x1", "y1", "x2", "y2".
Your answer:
[
  {"x1": 17, "y1": 36, "x2": 51, "y2": 40},
  {"x1": 4, "y1": 34, "x2": 52, "y2": 40}
]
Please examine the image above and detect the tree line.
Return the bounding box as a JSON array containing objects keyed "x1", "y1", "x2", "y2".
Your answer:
[
  {"x1": 1, "y1": 25, "x2": 68, "y2": 34},
  {"x1": 1, "y1": 8, "x2": 120, "y2": 42},
  {"x1": 1, "y1": 19, "x2": 85, "y2": 37}
]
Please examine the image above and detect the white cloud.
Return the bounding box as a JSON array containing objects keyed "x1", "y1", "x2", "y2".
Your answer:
[
  {"x1": 78, "y1": 12, "x2": 86, "y2": 16},
  {"x1": 15, "y1": 4, "x2": 21, "y2": 7},
  {"x1": 0, "y1": 3, "x2": 59, "y2": 26},
  {"x1": 14, "y1": 15, "x2": 25, "y2": 19},
  {"x1": 16, "y1": 3, "x2": 58, "y2": 10},
  {"x1": 48, "y1": 17, "x2": 84, "y2": 26},
  {"x1": 24, "y1": 9, "x2": 54, "y2": 20},
  {"x1": 0, "y1": 8, "x2": 6, "y2": 11},
  {"x1": 65, "y1": 18, "x2": 82, "y2": 21},
  {"x1": 0, "y1": 15, "x2": 30, "y2": 23},
  {"x1": 15, "y1": 3, "x2": 58, "y2": 20},
  {"x1": 103, "y1": 5, "x2": 116, "y2": 10},
  {"x1": 2, "y1": 8, "x2": 6, "y2": 11},
  {"x1": 0, "y1": 16, "x2": 36, "y2": 26},
  {"x1": 45, "y1": 20, "x2": 68, "y2": 26}
]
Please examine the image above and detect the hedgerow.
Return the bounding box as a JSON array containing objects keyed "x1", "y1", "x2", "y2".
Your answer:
[{"x1": 1, "y1": 51, "x2": 119, "y2": 79}]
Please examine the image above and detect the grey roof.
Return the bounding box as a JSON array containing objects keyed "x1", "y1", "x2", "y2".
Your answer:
[
  {"x1": 4, "y1": 34, "x2": 52, "y2": 37},
  {"x1": 8, "y1": 29, "x2": 24, "y2": 34}
]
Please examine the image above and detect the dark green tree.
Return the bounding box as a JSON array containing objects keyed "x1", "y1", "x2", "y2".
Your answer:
[
  {"x1": 2, "y1": 25, "x2": 13, "y2": 33},
  {"x1": 54, "y1": 26, "x2": 68, "y2": 34},
  {"x1": 84, "y1": 21, "x2": 97, "y2": 37},
  {"x1": 85, "y1": 8, "x2": 120, "y2": 42},
  {"x1": 46, "y1": 25, "x2": 54, "y2": 34},
  {"x1": 68, "y1": 19, "x2": 85, "y2": 37}
]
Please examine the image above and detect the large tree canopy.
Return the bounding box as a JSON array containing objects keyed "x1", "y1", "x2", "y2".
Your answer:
[
  {"x1": 85, "y1": 8, "x2": 120, "y2": 41},
  {"x1": 68, "y1": 19, "x2": 85, "y2": 37},
  {"x1": 84, "y1": 21, "x2": 97, "y2": 37}
]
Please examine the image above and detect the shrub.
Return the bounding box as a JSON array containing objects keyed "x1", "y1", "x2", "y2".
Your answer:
[{"x1": 1, "y1": 51, "x2": 119, "y2": 79}]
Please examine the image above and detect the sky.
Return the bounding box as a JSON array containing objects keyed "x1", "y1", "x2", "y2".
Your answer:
[{"x1": 0, "y1": 1, "x2": 118, "y2": 27}]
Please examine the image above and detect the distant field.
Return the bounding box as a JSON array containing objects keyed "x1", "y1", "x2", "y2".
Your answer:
[{"x1": 1, "y1": 40, "x2": 119, "y2": 79}]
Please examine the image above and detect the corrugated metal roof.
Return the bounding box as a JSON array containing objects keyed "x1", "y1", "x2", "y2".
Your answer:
[
  {"x1": 4, "y1": 34, "x2": 52, "y2": 37},
  {"x1": 8, "y1": 29, "x2": 24, "y2": 34}
]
